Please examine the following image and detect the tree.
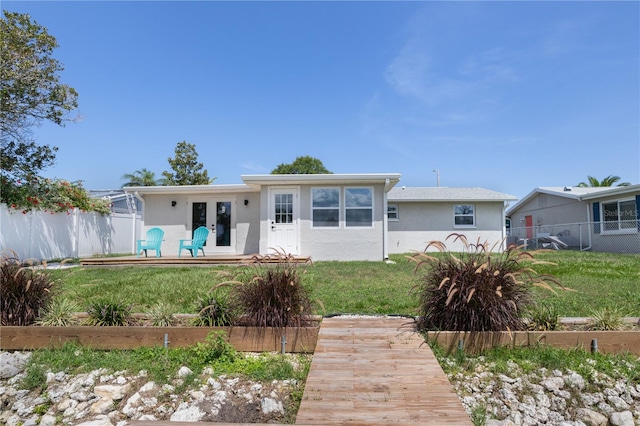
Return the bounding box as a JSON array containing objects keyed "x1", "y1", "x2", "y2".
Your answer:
[
  {"x1": 271, "y1": 156, "x2": 332, "y2": 174},
  {"x1": 0, "y1": 11, "x2": 79, "y2": 180},
  {"x1": 576, "y1": 175, "x2": 630, "y2": 187},
  {"x1": 121, "y1": 168, "x2": 163, "y2": 187},
  {"x1": 162, "y1": 141, "x2": 213, "y2": 185}
]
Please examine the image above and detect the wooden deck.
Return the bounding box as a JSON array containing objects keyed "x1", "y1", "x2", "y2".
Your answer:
[
  {"x1": 295, "y1": 316, "x2": 473, "y2": 425},
  {"x1": 80, "y1": 254, "x2": 311, "y2": 267}
]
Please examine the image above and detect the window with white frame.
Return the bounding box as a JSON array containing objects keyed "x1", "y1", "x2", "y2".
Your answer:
[
  {"x1": 602, "y1": 199, "x2": 637, "y2": 232},
  {"x1": 312, "y1": 188, "x2": 340, "y2": 227},
  {"x1": 454, "y1": 204, "x2": 475, "y2": 227},
  {"x1": 345, "y1": 187, "x2": 373, "y2": 227},
  {"x1": 387, "y1": 204, "x2": 399, "y2": 221}
]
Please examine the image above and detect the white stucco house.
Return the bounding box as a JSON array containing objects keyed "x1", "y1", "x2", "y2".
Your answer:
[
  {"x1": 124, "y1": 173, "x2": 517, "y2": 261},
  {"x1": 506, "y1": 185, "x2": 640, "y2": 253}
]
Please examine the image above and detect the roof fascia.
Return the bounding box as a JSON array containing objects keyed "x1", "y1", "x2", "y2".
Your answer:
[
  {"x1": 579, "y1": 184, "x2": 640, "y2": 200},
  {"x1": 506, "y1": 187, "x2": 581, "y2": 214},
  {"x1": 123, "y1": 184, "x2": 256, "y2": 195},
  {"x1": 241, "y1": 173, "x2": 402, "y2": 191}
]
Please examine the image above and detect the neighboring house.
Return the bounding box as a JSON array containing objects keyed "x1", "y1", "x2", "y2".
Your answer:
[
  {"x1": 386, "y1": 187, "x2": 517, "y2": 254},
  {"x1": 89, "y1": 189, "x2": 142, "y2": 214},
  {"x1": 124, "y1": 174, "x2": 516, "y2": 261},
  {"x1": 506, "y1": 185, "x2": 640, "y2": 253}
]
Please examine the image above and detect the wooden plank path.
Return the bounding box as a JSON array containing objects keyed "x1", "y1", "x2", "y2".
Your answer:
[
  {"x1": 132, "y1": 316, "x2": 472, "y2": 425},
  {"x1": 295, "y1": 316, "x2": 472, "y2": 425}
]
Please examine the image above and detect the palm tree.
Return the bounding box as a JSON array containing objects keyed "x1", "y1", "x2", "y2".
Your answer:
[
  {"x1": 576, "y1": 175, "x2": 630, "y2": 187},
  {"x1": 121, "y1": 168, "x2": 163, "y2": 187}
]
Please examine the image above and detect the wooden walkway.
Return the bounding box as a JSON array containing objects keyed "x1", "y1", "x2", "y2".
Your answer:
[
  {"x1": 295, "y1": 316, "x2": 472, "y2": 425},
  {"x1": 132, "y1": 316, "x2": 472, "y2": 425}
]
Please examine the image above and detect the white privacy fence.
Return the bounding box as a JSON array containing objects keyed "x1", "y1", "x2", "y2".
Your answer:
[
  {"x1": 0, "y1": 204, "x2": 142, "y2": 261},
  {"x1": 507, "y1": 221, "x2": 640, "y2": 254}
]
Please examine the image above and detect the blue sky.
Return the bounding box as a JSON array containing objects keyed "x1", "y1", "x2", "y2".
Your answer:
[{"x1": 5, "y1": 1, "x2": 639, "y2": 199}]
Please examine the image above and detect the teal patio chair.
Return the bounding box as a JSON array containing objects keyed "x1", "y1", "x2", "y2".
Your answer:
[
  {"x1": 179, "y1": 226, "x2": 209, "y2": 258},
  {"x1": 137, "y1": 227, "x2": 164, "y2": 258}
]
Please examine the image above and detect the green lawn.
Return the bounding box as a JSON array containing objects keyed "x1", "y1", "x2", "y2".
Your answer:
[{"x1": 49, "y1": 251, "x2": 639, "y2": 317}]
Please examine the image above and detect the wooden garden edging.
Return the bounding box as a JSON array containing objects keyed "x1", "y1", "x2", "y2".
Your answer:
[
  {"x1": 427, "y1": 330, "x2": 640, "y2": 356},
  {"x1": 0, "y1": 326, "x2": 320, "y2": 353}
]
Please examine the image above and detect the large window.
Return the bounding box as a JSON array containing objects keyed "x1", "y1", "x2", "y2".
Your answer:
[
  {"x1": 454, "y1": 204, "x2": 475, "y2": 227},
  {"x1": 345, "y1": 188, "x2": 373, "y2": 227},
  {"x1": 602, "y1": 199, "x2": 637, "y2": 232},
  {"x1": 312, "y1": 188, "x2": 340, "y2": 227}
]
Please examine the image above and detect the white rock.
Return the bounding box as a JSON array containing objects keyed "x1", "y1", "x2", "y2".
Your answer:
[
  {"x1": 261, "y1": 397, "x2": 284, "y2": 414},
  {"x1": 94, "y1": 384, "x2": 131, "y2": 400},
  {"x1": 39, "y1": 414, "x2": 57, "y2": 426},
  {"x1": 575, "y1": 407, "x2": 608, "y2": 426},
  {"x1": 139, "y1": 381, "x2": 156, "y2": 393},
  {"x1": 176, "y1": 366, "x2": 193, "y2": 378},
  {"x1": 170, "y1": 403, "x2": 205, "y2": 422},
  {"x1": 90, "y1": 397, "x2": 115, "y2": 414},
  {"x1": 0, "y1": 352, "x2": 31, "y2": 379},
  {"x1": 609, "y1": 411, "x2": 635, "y2": 426},
  {"x1": 190, "y1": 390, "x2": 205, "y2": 401},
  {"x1": 565, "y1": 373, "x2": 586, "y2": 390},
  {"x1": 607, "y1": 395, "x2": 630, "y2": 411},
  {"x1": 541, "y1": 376, "x2": 565, "y2": 392},
  {"x1": 137, "y1": 414, "x2": 157, "y2": 421},
  {"x1": 74, "y1": 416, "x2": 113, "y2": 426}
]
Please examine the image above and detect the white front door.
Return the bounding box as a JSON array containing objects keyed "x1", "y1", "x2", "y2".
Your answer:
[
  {"x1": 189, "y1": 198, "x2": 236, "y2": 254},
  {"x1": 268, "y1": 189, "x2": 298, "y2": 255}
]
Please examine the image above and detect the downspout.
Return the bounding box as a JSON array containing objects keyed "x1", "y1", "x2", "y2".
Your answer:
[
  {"x1": 501, "y1": 202, "x2": 508, "y2": 251},
  {"x1": 582, "y1": 203, "x2": 592, "y2": 251},
  {"x1": 133, "y1": 192, "x2": 145, "y2": 254},
  {"x1": 382, "y1": 179, "x2": 389, "y2": 260}
]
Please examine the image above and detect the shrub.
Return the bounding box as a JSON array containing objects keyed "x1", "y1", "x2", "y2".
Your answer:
[
  {"x1": 86, "y1": 300, "x2": 133, "y2": 326},
  {"x1": 228, "y1": 251, "x2": 313, "y2": 328},
  {"x1": 191, "y1": 290, "x2": 234, "y2": 327},
  {"x1": 526, "y1": 303, "x2": 560, "y2": 331},
  {"x1": 1, "y1": 176, "x2": 111, "y2": 215},
  {"x1": 589, "y1": 307, "x2": 626, "y2": 331},
  {"x1": 145, "y1": 302, "x2": 176, "y2": 326},
  {"x1": 37, "y1": 297, "x2": 80, "y2": 326},
  {"x1": 410, "y1": 234, "x2": 563, "y2": 332},
  {"x1": 0, "y1": 250, "x2": 57, "y2": 325}
]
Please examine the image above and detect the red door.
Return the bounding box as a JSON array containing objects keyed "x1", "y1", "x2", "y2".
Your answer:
[{"x1": 525, "y1": 215, "x2": 533, "y2": 239}]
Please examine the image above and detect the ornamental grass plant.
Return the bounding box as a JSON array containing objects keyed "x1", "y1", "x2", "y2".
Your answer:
[
  {"x1": 410, "y1": 234, "x2": 565, "y2": 332},
  {"x1": 0, "y1": 250, "x2": 59, "y2": 325},
  {"x1": 225, "y1": 250, "x2": 314, "y2": 329}
]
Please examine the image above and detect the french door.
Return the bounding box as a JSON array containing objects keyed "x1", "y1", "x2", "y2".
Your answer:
[{"x1": 189, "y1": 198, "x2": 236, "y2": 253}]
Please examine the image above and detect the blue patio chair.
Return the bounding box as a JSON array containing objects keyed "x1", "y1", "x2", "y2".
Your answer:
[
  {"x1": 179, "y1": 226, "x2": 209, "y2": 258},
  {"x1": 137, "y1": 227, "x2": 164, "y2": 258}
]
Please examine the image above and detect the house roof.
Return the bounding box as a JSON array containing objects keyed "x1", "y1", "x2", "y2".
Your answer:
[
  {"x1": 124, "y1": 184, "x2": 257, "y2": 195},
  {"x1": 579, "y1": 184, "x2": 640, "y2": 200},
  {"x1": 241, "y1": 173, "x2": 402, "y2": 191},
  {"x1": 505, "y1": 186, "x2": 636, "y2": 215},
  {"x1": 388, "y1": 187, "x2": 517, "y2": 202}
]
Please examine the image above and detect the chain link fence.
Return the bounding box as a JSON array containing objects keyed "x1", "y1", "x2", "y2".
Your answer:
[{"x1": 507, "y1": 221, "x2": 640, "y2": 254}]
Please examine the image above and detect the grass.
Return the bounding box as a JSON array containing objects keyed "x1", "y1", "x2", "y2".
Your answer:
[{"x1": 46, "y1": 251, "x2": 640, "y2": 317}]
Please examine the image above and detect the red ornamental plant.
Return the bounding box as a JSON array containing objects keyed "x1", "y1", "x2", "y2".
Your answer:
[
  {"x1": 0, "y1": 176, "x2": 110, "y2": 214},
  {"x1": 410, "y1": 234, "x2": 565, "y2": 333}
]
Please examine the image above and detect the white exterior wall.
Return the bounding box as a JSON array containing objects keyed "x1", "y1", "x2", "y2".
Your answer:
[
  {"x1": 141, "y1": 192, "x2": 261, "y2": 256},
  {"x1": 257, "y1": 184, "x2": 386, "y2": 261},
  {"x1": 388, "y1": 201, "x2": 506, "y2": 253}
]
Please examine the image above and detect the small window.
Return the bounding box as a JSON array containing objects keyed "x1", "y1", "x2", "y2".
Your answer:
[
  {"x1": 312, "y1": 188, "x2": 340, "y2": 227},
  {"x1": 602, "y1": 199, "x2": 637, "y2": 232},
  {"x1": 387, "y1": 204, "x2": 399, "y2": 221},
  {"x1": 345, "y1": 187, "x2": 373, "y2": 227},
  {"x1": 454, "y1": 204, "x2": 475, "y2": 227}
]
